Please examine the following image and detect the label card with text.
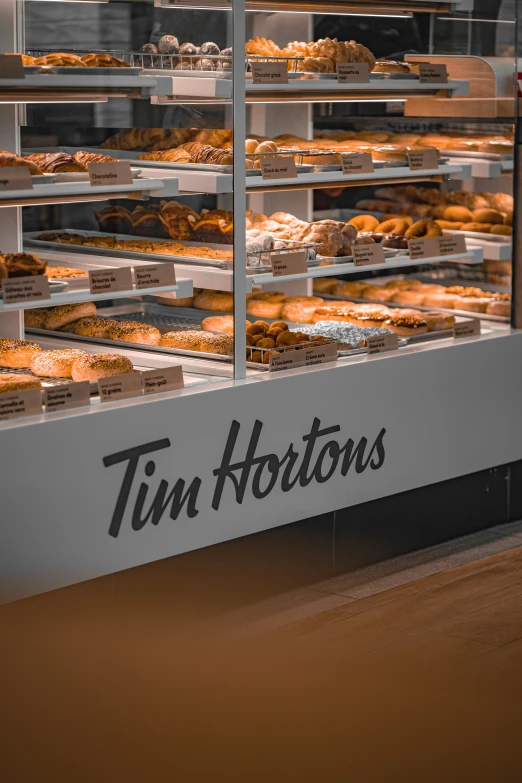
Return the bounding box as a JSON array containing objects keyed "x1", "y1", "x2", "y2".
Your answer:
[
  {"x1": 438, "y1": 234, "x2": 467, "y2": 256},
  {"x1": 260, "y1": 156, "x2": 298, "y2": 180},
  {"x1": 407, "y1": 236, "x2": 441, "y2": 260},
  {"x1": 1, "y1": 275, "x2": 50, "y2": 305},
  {"x1": 341, "y1": 152, "x2": 374, "y2": 176},
  {"x1": 251, "y1": 61, "x2": 288, "y2": 85},
  {"x1": 44, "y1": 381, "x2": 91, "y2": 413},
  {"x1": 336, "y1": 62, "x2": 370, "y2": 83},
  {"x1": 270, "y1": 250, "x2": 307, "y2": 277},
  {"x1": 269, "y1": 342, "x2": 337, "y2": 372},
  {"x1": 418, "y1": 63, "x2": 448, "y2": 84},
  {"x1": 407, "y1": 148, "x2": 439, "y2": 171},
  {"x1": 89, "y1": 267, "x2": 133, "y2": 295},
  {"x1": 0, "y1": 54, "x2": 25, "y2": 79},
  {"x1": 453, "y1": 319, "x2": 481, "y2": 339},
  {"x1": 367, "y1": 333, "x2": 399, "y2": 355},
  {"x1": 98, "y1": 372, "x2": 143, "y2": 403},
  {"x1": 134, "y1": 263, "x2": 176, "y2": 290},
  {"x1": 0, "y1": 388, "x2": 42, "y2": 421},
  {"x1": 0, "y1": 166, "x2": 33, "y2": 192},
  {"x1": 142, "y1": 365, "x2": 184, "y2": 395},
  {"x1": 88, "y1": 161, "x2": 133, "y2": 187},
  {"x1": 352, "y1": 243, "x2": 386, "y2": 267}
]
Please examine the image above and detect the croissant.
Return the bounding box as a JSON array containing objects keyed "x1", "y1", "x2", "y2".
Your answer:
[
  {"x1": 81, "y1": 53, "x2": 129, "y2": 68},
  {"x1": 137, "y1": 151, "x2": 165, "y2": 161},
  {"x1": 34, "y1": 53, "x2": 86, "y2": 67},
  {"x1": 24, "y1": 152, "x2": 85, "y2": 173},
  {"x1": 73, "y1": 151, "x2": 114, "y2": 167},
  {"x1": 158, "y1": 149, "x2": 192, "y2": 163},
  {"x1": 0, "y1": 151, "x2": 42, "y2": 175},
  {"x1": 101, "y1": 128, "x2": 167, "y2": 151},
  {"x1": 245, "y1": 37, "x2": 282, "y2": 56}
]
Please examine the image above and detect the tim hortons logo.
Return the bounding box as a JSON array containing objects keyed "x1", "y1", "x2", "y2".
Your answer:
[{"x1": 103, "y1": 418, "x2": 387, "y2": 538}]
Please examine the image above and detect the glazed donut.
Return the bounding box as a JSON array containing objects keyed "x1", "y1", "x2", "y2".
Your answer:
[
  {"x1": 24, "y1": 308, "x2": 49, "y2": 329},
  {"x1": 375, "y1": 219, "x2": 410, "y2": 236},
  {"x1": 280, "y1": 296, "x2": 324, "y2": 324},
  {"x1": 405, "y1": 220, "x2": 443, "y2": 239},
  {"x1": 381, "y1": 214, "x2": 413, "y2": 226},
  {"x1": 193, "y1": 290, "x2": 234, "y2": 312},
  {"x1": 347, "y1": 214, "x2": 379, "y2": 232},
  {"x1": 460, "y1": 222, "x2": 492, "y2": 233},
  {"x1": 471, "y1": 208, "x2": 504, "y2": 225},
  {"x1": 105, "y1": 322, "x2": 161, "y2": 345},
  {"x1": 71, "y1": 353, "x2": 134, "y2": 382},
  {"x1": 0, "y1": 373, "x2": 42, "y2": 394},
  {"x1": 313, "y1": 277, "x2": 338, "y2": 295},
  {"x1": 201, "y1": 316, "x2": 251, "y2": 333},
  {"x1": 443, "y1": 206, "x2": 473, "y2": 223},
  {"x1": 30, "y1": 349, "x2": 87, "y2": 378},
  {"x1": 0, "y1": 338, "x2": 41, "y2": 369},
  {"x1": 435, "y1": 220, "x2": 464, "y2": 230},
  {"x1": 46, "y1": 301, "x2": 97, "y2": 332},
  {"x1": 490, "y1": 224, "x2": 512, "y2": 236},
  {"x1": 246, "y1": 291, "x2": 287, "y2": 319}
]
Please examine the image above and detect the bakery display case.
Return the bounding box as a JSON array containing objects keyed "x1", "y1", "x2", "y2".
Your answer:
[{"x1": 1, "y1": 0, "x2": 522, "y2": 602}]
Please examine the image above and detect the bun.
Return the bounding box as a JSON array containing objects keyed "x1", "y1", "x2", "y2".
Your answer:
[
  {"x1": 471, "y1": 208, "x2": 504, "y2": 225},
  {"x1": 193, "y1": 289, "x2": 234, "y2": 312},
  {"x1": 46, "y1": 302, "x2": 97, "y2": 331},
  {"x1": 159, "y1": 330, "x2": 234, "y2": 355},
  {"x1": 30, "y1": 349, "x2": 87, "y2": 378},
  {"x1": 0, "y1": 373, "x2": 42, "y2": 393},
  {"x1": 71, "y1": 353, "x2": 133, "y2": 382},
  {"x1": 0, "y1": 338, "x2": 41, "y2": 368},
  {"x1": 247, "y1": 291, "x2": 287, "y2": 318}
]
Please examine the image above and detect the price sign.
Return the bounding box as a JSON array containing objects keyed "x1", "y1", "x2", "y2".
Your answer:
[
  {"x1": 88, "y1": 161, "x2": 133, "y2": 187},
  {"x1": 134, "y1": 263, "x2": 176, "y2": 290},
  {"x1": 367, "y1": 333, "x2": 399, "y2": 355},
  {"x1": 43, "y1": 381, "x2": 90, "y2": 413},
  {"x1": 142, "y1": 365, "x2": 184, "y2": 395},
  {"x1": 453, "y1": 319, "x2": 481, "y2": 339},
  {"x1": 408, "y1": 148, "x2": 439, "y2": 171},
  {"x1": 0, "y1": 388, "x2": 42, "y2": 421},
  {"x1": 260, "y1": 156, "x2": 298, "y2": 180},
  {"x1": 1, "y1": 276, "x2": 50, "y2": 304},
  {"x1": 251, "y1": 61, "x2": 288, "y2": 85},
  {"x1": 0, "y1": 166, "x2": 33, "y2": 191},
  {"x1": 89, "y1": 267, "x2": 133, "y2": 295},
  {"x1": 352, "y1": 243, "x2": 386, "y2": 267},
  {"x1": 336, "y1": 62, "x2": 370, "y2": 83},
  {"x1": 269, "y1": 342, "x2": 337, "y2": 372},
  {"x1": 270, "y1": 251, "x2": 307, "y2": 277},
  {"x1": 98, "y1": 372, "x2": 143, "y2": 402},
  {"x1": 0, "y1": 54, "x2": 24, "y2": 79},
  {"x1": 438, "y1": 235, "x2": 467, "y2": 256},
  {"x1": 341, "y1": 152, "x2": 374, "y2": 175},
  {"x1": 418, "y1": 63, "x2": 448, "y2": 84},
  {"x1": 407, "y1": 237, "x2": 441, "y2": 260}
]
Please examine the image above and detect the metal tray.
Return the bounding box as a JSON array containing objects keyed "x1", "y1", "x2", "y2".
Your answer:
[
  {"x1": 24, "y1": 66, "x2": 142, "y2": 76},
  {"x1": 443, "y1": 228, "x2": 512, "y2": 244},
  {"x1": 443, "y1": 149, "x2": 513, "y2": 162},
  {"x1": 0, "y1": 279, "x2": 67, "y2": 300}
]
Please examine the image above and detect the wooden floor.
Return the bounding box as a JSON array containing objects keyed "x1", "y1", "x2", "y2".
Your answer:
[{"x1": 2, "y1": 538, "x2": 522, "y2": 782}]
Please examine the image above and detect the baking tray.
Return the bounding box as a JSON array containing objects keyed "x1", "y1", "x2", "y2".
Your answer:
[
  {"x1": 443, "y1": 149, "x2": 513, "y2": 162},
  {"x1": 0, "y1": 279, "x2": 67, "y2": 299},
  {"x1": 24, "y1": 65, "x2": 142, "y2": 76}
]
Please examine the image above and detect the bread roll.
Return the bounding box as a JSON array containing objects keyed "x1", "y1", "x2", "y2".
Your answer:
[
  {"x1": 71, "y1": 353, "x2": 133, "y2": 382},
  {"x1": 46, "y1": 302, "x2": 97, "y2": 331},
  {"x1": 0, "y1": 338, "x2": 41, "y2": 368},
  {"x1": 30, "y1": 349, "x2": 87, "y2": 378}
]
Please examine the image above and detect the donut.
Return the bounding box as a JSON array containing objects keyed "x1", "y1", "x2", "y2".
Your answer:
[
  {"x1": 201, "y1": 316, "x2": 252, "y2": 334},
  {"x1": 193, "y1": 290, "x2": 234, "y2": 312},
  {"x1": 0, "y1": 373, "x2": 42, "y2": 394},
  {"x1": 24, "y1": 308, "x2": 49, "y2": 329},
  {"x1": 280, "y1": 296, "x2": 324, "y2": 324},
  {"x1": 313, "y1": 278, "x2": 338, "y2": 295},
  {"x1": 371, "y1": 145, "x2": 408, "y2": 162},
  {"x1": 105, "y1": 322, "x2": 161, "y2": 345},
  {"x1": 392, "y1": 290, "x2": 426, "y2": 306},
  {"x1": 489, "y1": 193, "x2": 513, "y2": 213},
  {"x1": 382, "y1": 235, "x2": 408, "y2": 250},
  {"x1": 460, "y1": 222, "x2": 491, "y2": 233},
  {"x1": 375, "y1": 219, "x2": 410, "y2": 236},
  {"x1": 381, "y1": 214, "x2": 414, "y2": 226},
  {"x1": 454, "y1": 296, "x2": 491, "y2": 313},
  {"x1": 443, "y1": 206, "x2": 473, "y2": 223},
  {"x1": 46, "y1": 302, "x2": 97, "y2": 332},
  {"x1": 246, "y1": 291, "x2": 287, "y2": 319},
  {"x1": 383, "y1": 312, "x2": 428, "y2": 336},
  {"x1": 404, "y1": 220, "x2": 443, "y2": 239},
  {"x1": 423, "y1": 312, "x2": 456, "y2": 332},
  {"x1": 71, "y1": 353, "x2": 134, "y2": 382},
  {"x1": 0, "y1": 338, "x2": 41, "y2": 369},
  {"x1": 30, "y1": 349, "x2": 87, "y2": 378},
  {"x1": 486, "y1": 299, "x2": 510, "y2": 317},
  {"x1": 435, "y1": 220, "x2": 464, "y2": 231},
  {"x1": 490, "y1": 225, "x2": 512, "y2": 236},
  {"x1": 471, "y1": 208, "x2": 504, "y2": 225},
  {"x1": 332, "y1": 281, "x2": 370, "y2": 299},
  {"x1": 362, "y1": 286, "x2": 397, "y2": 303},
  {"x1": 347, "y1": 215, "x2": 379, "y2": 232}
]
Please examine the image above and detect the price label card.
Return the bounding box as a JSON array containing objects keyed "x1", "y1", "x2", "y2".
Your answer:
[
  {"x1": 407, "y1": 236, "x2": 441, "y2": 260},
  {"x1": 98, "y1": 372, "x2": 143, "y2": 403},
  {"x1": 341, "y1": 152, "x2": 374, "y2": 176},
  {"x1": 251, "y1": 61, "x2": 288, "y2": 85},
  {"x1": 352, "y1": 243, "x2": 386, "y2": 267},
  {"x1": 134, "y1": 263, "x2": 176, "y2": 290},
  {"x1": 0, "y1": 166, "x2": 33, "y2": 191},
  {"x1": 418, "y1": 63, "x2": 448, "y2": 84},
  {"x1": 88, "y1": 161, "x2": 133, "y2": 187},
  {"x1": 260, "y1": 156, "x2": 298, "y2": 180},
  {"x1": 89, "y1": 267, "x2": 133, "y2": 295},
  {"x1": 438, "y1": 235, "x2": 467, "y2": 256},
  {"x1": 367, "y1": 333, "x2": 399, "y2": 355},
  {"x1": 43, "y1": 381, "x2": 90, "y2": 413},
  {"x1": 1, "y1": 275, "x2": 50, "y2": 304},
  {"x1": 269, "y1": 342, "x2": 337, "y2": 372},
  {"x1": 0, "y1": 388, "x2": 42, "y2": 421},
  {"x1": 142, "y1": 365, "x2": 184, "y2": 395},
  {"x1": 453, "y1": 319, "x2": 481, "y2": 339},
  {"x1": 0, "y1": 54, "x2": 25, "y2": 79},
  {"x1": 271, "y1": 251, "x2": 308, "y2": 277},
  {"x1": 336, "y1": 62, "x2": 370, "y2": 83},
  {"x1": 408, "y1": 148, "x2": 439, "y2": 171}
]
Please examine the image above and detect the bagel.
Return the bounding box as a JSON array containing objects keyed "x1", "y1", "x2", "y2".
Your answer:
[
  {"x1": 71, "y1": 353, "x2": 134, "y2": 382},
  {"x1": 490, "y1": 224, "x2": 512, "y2": 236},
  {"x1": 460, "y1": 222, "x2": 492, "y2": 233},
  {"x1": 347, "y1": 215, "x2": 379, "y2": 232},
  {"x1": 471, "y1": 208, "x2": 504, "y2": 225},
  {"x1": 435, "y1": 220, "x2": 464, "y2": 230},
  {"x1": 0, "y1": 373, "x2": 42, "y2": 394},
  {"x1": 0, "y1": 338, "x2": 41, "y2": 369},
  {"x1": 405, "y1": 220, "x2": 443, "y2": 239},
  {"x1": 30, "y1": 349, "x2": 87, "y2": 378},
  {"x1": 443, "y1": 206, "x2": 473, "y2": 223},
  {"x1": 375, "y1": 219, "x2": 410, "y2": 236},
  {"x1": 46, "y1": 302, "x2": 97, "y2": 332}
]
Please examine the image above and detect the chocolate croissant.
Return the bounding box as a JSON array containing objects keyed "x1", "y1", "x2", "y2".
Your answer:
[
  {"x1": 25, "y1": 152, "x2": 85, "y2": 173},
  {"x1": 73, "y1": 151, "x2": 114, "y2": 167}
]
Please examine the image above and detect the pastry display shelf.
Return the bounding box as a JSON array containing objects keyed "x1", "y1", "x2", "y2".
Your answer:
[
  {"x1": 441, "y1": 155, "x2": 513, "y2": 179},
  {"x1": 0, "y1": 73, "x2": 160, "y2": 103},
  {"x1": 154, "y1": 0, "x2": 465, "y2": 14},
  {"x1": 0, "y1": 277, "x2": 194, "y2": 313},
  {"x1": 457, "y1": 237, "x2": 512, "y2": 262},
  {"x1": 0, "y1": 177, "x2": 178, "y2": 207},
  {"x1": 245, "y1": 79, "x2": 469, "y2": 104},
  {"x1": 150, "y1": 75, "x2": 232, "y2": 102}
]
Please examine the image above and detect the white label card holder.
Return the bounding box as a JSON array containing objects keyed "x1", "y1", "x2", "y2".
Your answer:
[
  {"x1": 453, "y1": 320, "x2": 481, "y2": 339},
  {"x1": 336, "y1": 62, "x2": 370, "y2": 83},
  {"x1": 270, "y1": 251, "x2": 308, "y2": 277},
  {"x1": 98, "y1": 372, "x2": 143, "y2": 402},
  {"x1": 43, "y1": 382, "x2": 91, "y2": 413},
  {"x1": 89, "y1": 267, "x2": 133, "y2": 295},
  {"x1": 269, "y1": 342, "x2": 337, "y2": 372},
  {"x1": 1, "y1": 276, "x2": 50, "y2": 304},
  {"x1": 0, "y1": 388, "x2": 42, "y2": 421},
  {"x1": 418, "y1": 63, "x2": 448, "y2": 84},
  {"x1": 367, "y1": 334, "x2": 399, "y2": 355},
  {"x1": 0, "y1": 54, "x2": 25, "y2": 79},
  {"x1": 407, "y1": 148, "x2": 439, "y2": 171},
  {"x1": 88, "y1": 161, "x2": 133, "y2": 187},
  {"x1": 142, "y1": 366, "x2": 184, "y2": 395},
  {"x1": 341, "y1": 152, "x2": 374, "y2": 175},
  {"x1": 352, "y1": 243, "x2": 386, "y2": 267},
  {"x1": 134, "y1": 263, "x2": 176, "y2": 290},
  {"x1": 251, "y1": 62, "x2": 288, "y2": 85},
  {"x1": 260, "y1": 156, "x2": 298, "y2": 180},
  {"x1": 0, "y1": 166, "x2": 33, "y2": 191}
]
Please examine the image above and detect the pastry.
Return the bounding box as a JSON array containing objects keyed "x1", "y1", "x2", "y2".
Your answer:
[
  {"x1": 372, "y1": 145, "x2": 409, "y2": 162},
  {"x1": 375, "y1": 218, "x2": 410, "y2": 236},
  {"x1": 391, "y1": 289, "x2": 426, "y2": 306},
  {"x1": 460, "y1": 222, "x2": 491, "y2": 233},
  {"x1": 247, "y1": 291, "x2": 287, "y2": 319},
  {"x1": 159, "y1": 330, "x2": 233, "y2": 356},
  {"x1": 280, "y1": 296, "x2": 324, "y2": 324},
  {"x1": 65, "y1": 317, "x2": 118, "y2": 338},
  {"x1": 489, "y1": 193, "x2": 513, "y2": 213},
  {"x1": 423, "y1": 312, "x2": 456, "y2": 332},
  {"x1": 313, "y1": 278, "x2": 338, "y2": 295},
  {"x1": 30, "y1": 349, "x2": 87, "y2": 378},
  {"x1": 25, "y1": 152, "x2": 85, "y2": 173},
  {"x1": 404, "y1": 220, "x2": 442, "y2": 239},
  {"x1": 81, "y1": 53, "x2": 129, "y2": 68},
  {"x1": 34, "y1": 53, "x2": 86, "y2": 67},
  {"x1": 490, "y1": 225, "x2": 512, "y2": 236},
  {"x1": 383, "y1": 311, "x2": 428, "y2": 336},
  {"x1": 332, "y1": 281, "x2": 370, "y2": 299},
  {"x1": 486, "y1": 299, "x2": 510, "y2": 317},
  {"x1": 348, "y1": 215, "x2": 379, "y2": 232},
  {"x1": 24, "y1": 308, "x2": 49, "y2": 329},
  {"x1": 159, "y1": 330, "x2": 202, "y2": 350},
  {"x1": 130, "y1": 205, "x2": 166, "y2": 237},
  {"x1": 45, "y1": 302, "x2": 97, "y2": 331},
  {"x1": 0, "y1": 338, "x2": 41, "y2": 368},
  {"x1": 201, "y1": 316, "x2": 250, "y2": 334},
  {"x1": 73, "y1": 151, "x2": 114, "y2": 167},
  {"x1": 454, "y1": 296, "x2": 491, "y2": 313},
  {"x1": 199, "y1": 42, "x2": 220, "y2": 57},
  {"x1": 0, "y1": 151, "x2": 42, "y2": 175},
  {"x1": 71, "y1": 353, "x2": 134, "y2": 382},
  {"x1": 443, "y1": 206, "x2": 474, "y2": 223},
  {"x1": 372, "y1": 60, "x2": 410, "y2": 73},
  {"x1": 0, "y1": 373, "x2": 42, "y2": 394},
  {"x1": 158, "y1": 35, "x2": 180, "y2": 54},
  {"x1": 93, "y1": 205, "x2": 133, "y2": 234},
  {"x1": 105, "y1": 322, "x2": 161, "y2": 346},
  {"x1": 45, "y1": 266, "x2": 87, "y2": 279},
  {"x1": 193, "y1": 289, "x2": 234, "y2": 312},
  {"x1": 3, "y1": 253, "x2": 47, "y2": 277},
  {"x1": 299, "y1": 321, "x2": 392, "y2": 350},
  {"x1": 471, "y1": 208, "x2": 504, "y2": 225}
]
